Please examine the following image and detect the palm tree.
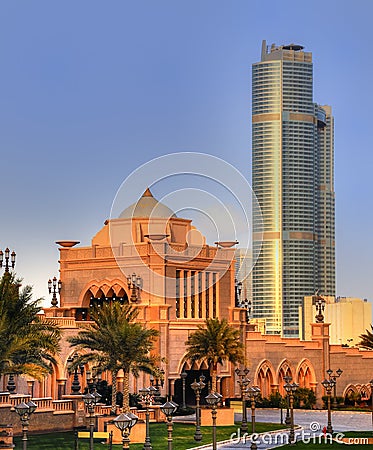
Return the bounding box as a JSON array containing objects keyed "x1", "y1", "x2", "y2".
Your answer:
[
  {"x1": 184, "y1": 317, "x2": 244, "y2": 392},
  {"x1": 359, "y1": 325, "x2": 373, "y2": 349},
  {"x1": 68, "y1": 302, "x2": 160, "y2": 413},
  {"x1": 0, "y1": 273, "x2": 61, "y2": 380}
]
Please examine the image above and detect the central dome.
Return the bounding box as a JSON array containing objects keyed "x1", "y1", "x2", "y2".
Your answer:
[{"x1": 119, "y1": 188, "x2": 177, "y2": 219}]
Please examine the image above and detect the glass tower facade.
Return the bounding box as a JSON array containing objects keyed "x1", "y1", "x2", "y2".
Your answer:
[{"x1": 252, "y1": 41, "x2": 335, "y2": 337}]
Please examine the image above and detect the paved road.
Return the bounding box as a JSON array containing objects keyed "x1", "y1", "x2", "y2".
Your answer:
[
  {"x1": 185, "y1": 409, "x2": 373, "y2": 450},
  {"x1": 253, "y1": 408, "x2": 372, "y2": 432}
]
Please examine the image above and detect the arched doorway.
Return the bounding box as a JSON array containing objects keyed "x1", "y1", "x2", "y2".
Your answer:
[
  {"x1": 277, "y1": 360, "x2": 294, "y2": 396},
  {"x1": 256, "y1": 360, "x2": 275, "y2": 398},
  {"x1": 296, "y1": 359, "x2": 315, "y2": 389},
  {"x1": 173, "y1": 363, "x2": 210, "y2": 406}
]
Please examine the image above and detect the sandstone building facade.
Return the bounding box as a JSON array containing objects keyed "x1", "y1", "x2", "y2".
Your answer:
[{"x1": 2, "y1": 190, "x2": 373, "y2": 408}]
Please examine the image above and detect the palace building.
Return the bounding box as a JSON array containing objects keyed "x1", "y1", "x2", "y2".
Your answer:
[{"x1": 2, "y1": 189, "x2": 373, "y2": 413}]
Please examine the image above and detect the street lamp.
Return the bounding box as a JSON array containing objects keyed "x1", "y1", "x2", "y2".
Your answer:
[
  {"x1": 326, "y1": 368, "x2": 343, "y2": 406},
  {"x1": 127, "y1": 273, "x2": 141, "y2": 302},
  {"x1": 191, "y1": 375, "x2": 206, "y2": 442},
  {"x1": 314, "y1": 295, "x2": 326, "y2": 323},
  {"x1": 322, "y1": 378, "x2": 336, "y2": 434},
  {"x1": 67, "y1": 353, "x2": 85, "y2": 394},
  {"x1": 235, "y1": 278, "x2": 243, "y2": 307},
  {"x1": 369, "y1": 380, "x2": 373, "y2": 428},
  {"x1": 160, "y1": 400, "x2": 178, "y2": 450},
  {"x1": 83, "y1": 391, "x2": 102, "y2": 450},
  {"x1": 48, "y1": 276, "x2": 62, "y2": 307},
  {"x1": 283, "y1": 375, "x2": 292, "y2": 426},
  {"x1": 180, "y1": 371, "x2": 188, "y2": 409},
  {"x1": 235, "y1": 367, "x2": 250, "y2": 433},
  {"x1": 14, "y1": 401, "x2": 37, "y2": 450},
  {"x1": 284, "y1": 381, "x2": 298, "y2": 445},
  {"x1": 246, "y1": 386, "x2": 261, "y2": 450},
  {"x1": 0, "y1": 248, "x2": 16, "y2": 274},
  {"x1": 113, "y1": 412, "x2": 139, "y2": 450},
  {"x1": 139, "y1": 386, "x2": 159, "y2": 449},
  {"x1": 205, "y1": 392, "x2": 222, "y2": 450}
]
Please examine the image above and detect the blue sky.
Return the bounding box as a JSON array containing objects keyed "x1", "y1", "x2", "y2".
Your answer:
[{"x1": 1, "y1": 0, "x2": 372, "y2": 306}]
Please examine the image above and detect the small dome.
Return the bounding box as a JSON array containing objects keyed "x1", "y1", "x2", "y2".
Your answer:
[{"x1": 119, "y1": 188, "x2": 177, "y2": 219}]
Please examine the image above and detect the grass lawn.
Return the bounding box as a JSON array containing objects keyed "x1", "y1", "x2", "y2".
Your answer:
[{"x1": 17, "y1": 422, "x2": 284, "y2": 449}]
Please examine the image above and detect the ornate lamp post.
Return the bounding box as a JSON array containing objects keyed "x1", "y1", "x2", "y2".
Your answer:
[
  {"x1": 326, "y1": 368, "x2": 343, "y2": 405},
  {"x1": 139, "y1": 386, "x2": 159, "y2": 449},
  {"x1": 284, "y1": 381, "x2": 298, "y2": 445},
  {"x1": 67, "y1": 353, "x2": 84, "y2": 394},
  {"x1": 14, "y1": 401, "x2": 37, "y2": 450},
  {"x1": 180, "y1": 371, "x2": 188, "y2": 409},
  {"x1": 205, "y1": 392, "x2": 221, "y2": 450},
  {"x1": 368, "y1": 379, "x2": 373, "y2": 429},
  {"x1": 235, "y1": 367, "x2": 250, "y2": 433},
  {"x1": 127, "y1": 273, "x2": 141, "y2": 302},
  {"x1": 48, "y1": 276, "x2": 62, "y2": 307},
  {"x1": 314, "y1": 295, "x2": 326, "y2": 323},
  {"x1": 322, "y1": 378, "x2": 336, "y2": 434},
  {"x1": 113, "y1": 412, "x2": 138, "y2": 449},
  {"x1": 191, "y1": 375, "x2": 206, "y2": 442},
  {"x1": 246, "y1": 386, "x2": 261, "y2": 450},
  {"x1": 160, "y1": 400, "x2": 178, "y2": 450},
  {"x1": 83, "y1": 391, "x2": 102, "y2": 450},
  {"x1": 283, "y1": 375, "x2": 292, "y2": 426},
  {"x1": 0, "y1": 248, "x2": 16, "y2": 274},
  {"x1": 235, "y1": 278, "x2": 243, "y2": 306}
]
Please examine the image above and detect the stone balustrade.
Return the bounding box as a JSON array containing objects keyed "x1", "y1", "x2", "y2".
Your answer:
[
  {"x1": 52, "y1": 399, "x2": 74, "y2": 412},
  {"x1": 9, "y1": 394, "x2": 31, "y2": 406},
  {"x1": 32, "y1": 397, "x2": 54, "y2": 410}
]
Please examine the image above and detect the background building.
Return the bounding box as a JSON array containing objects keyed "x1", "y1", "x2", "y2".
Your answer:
[
  {"x1": 300, "y1": 295, "x2": 371, "y2": 345},
  {"x1": 252, "y1": 41, "x2": 335, "y2": 337}
]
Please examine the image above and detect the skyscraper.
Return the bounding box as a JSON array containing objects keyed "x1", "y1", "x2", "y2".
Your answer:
[{"x1": 252, "y1": 41, "x2": 335, "y2": 337}]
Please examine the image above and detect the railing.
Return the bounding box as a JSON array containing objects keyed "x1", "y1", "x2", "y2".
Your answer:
[
  {"x1": 9, "y1": 394, "x2": 31, "y2": 407},
  {"x1": 135, "y1": 409, "x2": 156, "y2": 421},
  {"x1": 53, "y1": 399, "x2": 74, "y2": 412},
  {"x1": 95, "y1": 404, "x2": 112, "y2": 416},
  {"x1": 0, "y1": 392, "x2": 12, "y2": 406},
  {"x1": 2, "y1": 394, "x2": 58, "y2": 411},
  {"x1": 32, "y1": 397, "x2": 53, "y2": 410},
  {"x1": 40, "y1": 316, "x2": 78, "y2": 328}
]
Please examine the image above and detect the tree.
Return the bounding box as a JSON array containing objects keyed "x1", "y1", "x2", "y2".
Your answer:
[
  {"x1": 359, "y1": 325, "x2": 373, "y2": 349},
  {"x1": 0, "y1": 273, "x2": 61, "y2": 380},
  {"x1": 184, "y1": 317, "x2": 244, "y2": 392},
  {"x1": 68, "y1": 302, "x2": 160, "y2": 413}
]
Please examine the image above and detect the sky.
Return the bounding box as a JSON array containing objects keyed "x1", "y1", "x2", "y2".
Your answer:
[{"x1": 0, "y1": 0, "x2": 372, "y2": 307}]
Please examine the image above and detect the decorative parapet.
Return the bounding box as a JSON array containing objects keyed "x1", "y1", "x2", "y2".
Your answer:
[
  {"x1": 0, "y1": 392, "x2": 11, "y2": 407},
  {"x1": 40, "y1": 315, "x2": 79, "y2": 329},
  {"x1": 52, "y1": 399, "x2": 74, "y2": 413},
  {"x1": 8, "y1": 394, "x2": 31, "y2": 407},
  {"x1": 31, "y1": 397, "x2": 53, "y2": 411}
]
